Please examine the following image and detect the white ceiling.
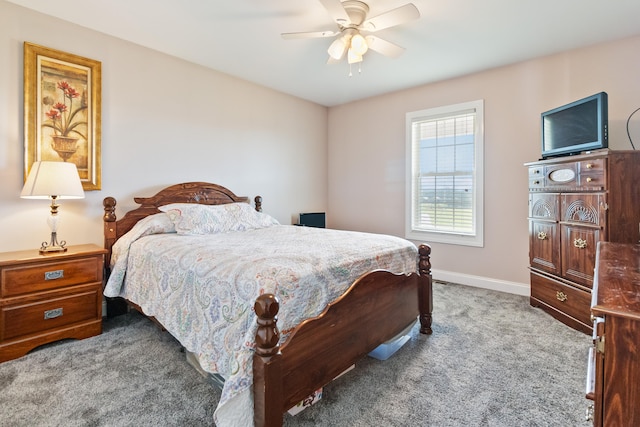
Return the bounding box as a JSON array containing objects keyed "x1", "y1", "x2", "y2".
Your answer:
[{"x1": 9, "y1": 0, "x2": 640, "y2": 107}]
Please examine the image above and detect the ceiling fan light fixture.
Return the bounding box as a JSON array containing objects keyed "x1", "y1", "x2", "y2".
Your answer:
[
  {"x1": 284, "y1": 0, "x2": 420, "y2": 75},
  {"x1": 350, "y1": 33, "x2": 368, "y2": 56},
  {"x1": 347, "y1": 48, "x2": 363, "y2": 64},
  {"x1": 328, "y1": 37, "x2": 347, "y2": 60}
]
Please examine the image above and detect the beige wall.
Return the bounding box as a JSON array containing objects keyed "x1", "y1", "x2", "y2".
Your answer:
[
  {"x1": 328, "y1": 35, "x2": 640, "y2": 293},
  {"x1": 0, "y1": 1, "x2": 328, "y2": 253},
  {"x1": 3, "y1": 1, "x2": 640, "y2": 295}
]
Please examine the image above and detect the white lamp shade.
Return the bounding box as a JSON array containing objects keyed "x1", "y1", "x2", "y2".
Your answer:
[{"x1": 21, "y1": 161, "x2": 85, "y2": 199}]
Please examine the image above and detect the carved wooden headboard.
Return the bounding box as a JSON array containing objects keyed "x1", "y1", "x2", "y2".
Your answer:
[{"x1": 103, "y1": 182, "x2": 261, "y2": 266}]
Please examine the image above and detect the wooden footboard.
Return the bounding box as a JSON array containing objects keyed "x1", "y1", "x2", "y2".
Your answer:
[{"x1": 253, "y1": 244, "x2": 432, "y2": 427}]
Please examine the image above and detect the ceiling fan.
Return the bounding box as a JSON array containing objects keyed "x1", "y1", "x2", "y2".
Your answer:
[{"x1": 282, "y1": 0, "x2": 420, "y2": 68}]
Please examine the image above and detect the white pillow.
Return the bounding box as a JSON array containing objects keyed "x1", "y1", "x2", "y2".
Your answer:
[
  {"x1": 159, "y1": 202, "x2": 279, "y2": 235},
  {"x1": 109, "y1": 212, "x2": 176, "y2": 269}
]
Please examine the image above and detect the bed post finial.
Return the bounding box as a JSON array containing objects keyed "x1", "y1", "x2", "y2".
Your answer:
[
  {"x1": 418, "y1": 243, "x2": 431, "y2": 275},
  {"x1": 103, "y1": 197, "x2": 116, "y2": 222},
  {"x1": 254, "y1": 195, "x2": 263, "y2": 212},
  {"x1": 418, "y1": 244, "x2": 433, "y2": 335},
  {"x1": 254, "y1": 293, "x2": 280, "y2": 356}
]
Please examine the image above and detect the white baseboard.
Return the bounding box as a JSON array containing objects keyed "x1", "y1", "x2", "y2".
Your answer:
[{"x1": 431, "y1": 268, "x2": 529, "y2": 296}]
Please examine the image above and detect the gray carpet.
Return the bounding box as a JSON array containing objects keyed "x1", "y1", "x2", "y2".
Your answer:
[{"x1": 0, "y1": 282, "x2": 591, "y2": 426}]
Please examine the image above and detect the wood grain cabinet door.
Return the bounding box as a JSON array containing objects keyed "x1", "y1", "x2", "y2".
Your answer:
[
  {"x1": 529, "y1": 193, "x2": 561, "y2": 275},
  {"x1": 560, "y1": 193, "x2": 606, "y2": 288},
  {"x1": 561, "y1": 224, "x2": 600, "y2": 288},
  {"x1": 529, "y1": 220, "x2": 560, "y2": 275}
]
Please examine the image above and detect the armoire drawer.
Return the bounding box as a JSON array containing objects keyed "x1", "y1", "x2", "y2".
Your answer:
[
  {"x1": 528, "y1": 157, "x2": 608, "y2": 192},
  {"x1": 530, "y1": 271, "x2": 591, "y2": 327},
  {"x1": 577, "y1": 158, "x2": 606, "y2": 189}
]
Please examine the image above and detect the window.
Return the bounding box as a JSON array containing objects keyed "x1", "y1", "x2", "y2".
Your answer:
[{"x1": 405, "y1": 100, "x2": 484, "y2": 247}]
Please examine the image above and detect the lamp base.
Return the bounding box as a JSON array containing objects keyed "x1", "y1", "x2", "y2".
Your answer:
[
  {"x1": 39, "y1": 245, "x2": 68, "y2": 254},
  {"x1": 40, "y1": 231, "x2": 67, "y2": 254}
]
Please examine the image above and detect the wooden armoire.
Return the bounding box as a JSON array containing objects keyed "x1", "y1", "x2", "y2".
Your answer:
[{"x1": 525, "y1": 149, "x2": 640, "y2": 334}]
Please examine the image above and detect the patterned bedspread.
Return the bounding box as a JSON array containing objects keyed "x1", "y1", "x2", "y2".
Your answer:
[{"x1": 104, "y1": 210, "x2": 417, "y2": 426}]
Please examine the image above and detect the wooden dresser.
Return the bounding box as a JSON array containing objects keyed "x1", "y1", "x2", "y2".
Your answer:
[
  {"x1": 586, "y1": 242, "x2": 640, "y2": 426},
  {"x1": 0, "y1": 244, "x2": 106, "y2": 362},
  {"x1": 525, "y1": 149, "x2": 640, "y2": 334}
]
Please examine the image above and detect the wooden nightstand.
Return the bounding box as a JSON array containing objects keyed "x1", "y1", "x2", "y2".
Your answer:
[{"x1": 0, "y1": 244, "x2": 106, "y2": 362}]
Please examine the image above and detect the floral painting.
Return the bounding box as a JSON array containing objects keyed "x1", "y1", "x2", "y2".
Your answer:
[{"x1": 24, "y1": 43, "x2": 102, "y2": 190}]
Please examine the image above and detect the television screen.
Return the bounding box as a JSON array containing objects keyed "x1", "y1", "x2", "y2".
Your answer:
[
  {"x1": 541, "y1": 92, "x2": 608, "y2": 158},
  {"x1": 299, "y1": 212, "x2": 325, "y2": 228}
]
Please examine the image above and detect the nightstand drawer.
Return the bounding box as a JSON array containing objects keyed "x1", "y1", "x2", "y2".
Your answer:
[
  {"x1": 1, "y1": 285, "x2": 101, "y2": 341},
  {"x1": 1, "y1": 257, "x2": 102, "y2": 298}
]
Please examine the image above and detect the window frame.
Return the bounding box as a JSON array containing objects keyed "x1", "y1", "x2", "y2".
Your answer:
[{"x1": 405, "y1": 100, "x2": 484, "y2": 247}]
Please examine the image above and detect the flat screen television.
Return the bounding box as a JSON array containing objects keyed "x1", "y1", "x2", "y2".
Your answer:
[{"x1": 541, "y1": 92, "x2": 608, "y2": 159}]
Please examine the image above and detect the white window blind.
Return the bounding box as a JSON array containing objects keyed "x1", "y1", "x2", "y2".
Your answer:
[{"x1": 406, "y1": 100, "x2": 484, "y2": 247}]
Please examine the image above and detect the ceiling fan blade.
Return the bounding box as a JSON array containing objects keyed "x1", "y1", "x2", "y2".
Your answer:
[
  {"x1": 365, "y1": 35, "x2": 405, "y2": 58},
  {"x1": 281, "y1": 30, "x2": 338, "y2": 39},
  {"x1": 362, "y1": 3, "x2": 420, "y2": 32},
  {"x1": 319, "y1": 0, "x2": 351, "y2": 24}
]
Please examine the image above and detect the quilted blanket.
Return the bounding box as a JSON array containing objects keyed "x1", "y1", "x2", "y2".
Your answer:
[{"x1": 104, "y1": 213, "x2": 417, "y2": 426}]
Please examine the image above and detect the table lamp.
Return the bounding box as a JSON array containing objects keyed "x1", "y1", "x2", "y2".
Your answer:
[{"x1": 20, "y1": 161, "x2": 85, "y2": 253}]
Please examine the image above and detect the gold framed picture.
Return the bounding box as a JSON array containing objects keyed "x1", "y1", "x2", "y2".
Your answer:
[{"x1": 23, "y1": 42, "x2": 102, "y2": 191}]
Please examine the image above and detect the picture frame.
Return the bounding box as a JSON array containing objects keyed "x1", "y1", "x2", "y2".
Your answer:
[{"x1": 24, "y1": 42, "x2": 102, "y2": 191}]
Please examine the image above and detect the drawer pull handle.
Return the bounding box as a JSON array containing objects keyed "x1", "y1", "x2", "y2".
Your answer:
[
  {"x1": 574, "y1": 238, "x2": 588, "y2": 249},
  {"x1": 533, "y1": 180, "x2": 540, "y2": 185},
  {"x1": 44, "y1": 307, "x2": 63, "y2": 319},
  {"x1": 45, "y1": 270, "x2": 64, "y2": 280},
  {"x1": 556, "y1": 291, "x2": 568, "y2": 302},
  {"x1": 537, "y1": 231, "x2": 547, "y2": 240},
  {"x1": 585, "y1": 403, "x2": 594, "y2": 421},
  {"x1": 586, "y1": 177, "x2": 593, "y2": 183},
  {"x1": 586, "y1": 163, "x2": 593, "y2": 169}
]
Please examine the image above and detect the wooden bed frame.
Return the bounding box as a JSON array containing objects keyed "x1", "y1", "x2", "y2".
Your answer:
[{"x1": 102, "y1": 182, "x2": 432, "y2": 427}]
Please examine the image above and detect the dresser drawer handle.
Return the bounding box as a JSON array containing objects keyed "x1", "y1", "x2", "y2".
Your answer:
[
  {"x1": 574, "y1": 238, "x2": 588, "y2": 249},
  {"x1": 537, "y1": 231, "x2": 547, "y2": 240},
  {"x1": 556, "y1": 291, "x2": 568, "y2": 302},
  {"x1": 45, "y1": 269, "x2": 64, "y2": 280},
  {"x1": 585, "y1": 403, "x2": 594, "y2": 421},
  {"x1": 44, "y1": 307, "x2": 63, "y2": 319},
  {"x1": 586, "y1": 163, "x2": 593, "y2": 169},
  {"x1": 586, "y1": 177, "x2": 593, "y2": 183}
]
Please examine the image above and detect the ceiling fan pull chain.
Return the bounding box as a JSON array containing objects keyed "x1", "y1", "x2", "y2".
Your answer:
[{"x1": 349, "y1": 63, "x2": 353, "y2": 77}]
